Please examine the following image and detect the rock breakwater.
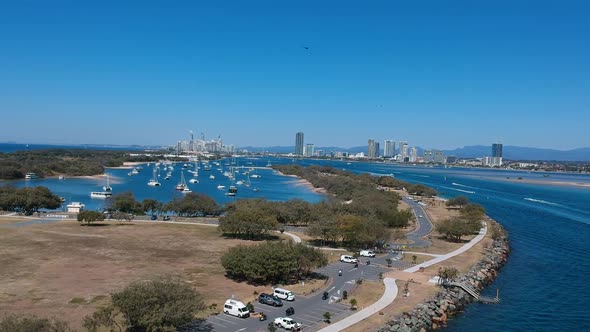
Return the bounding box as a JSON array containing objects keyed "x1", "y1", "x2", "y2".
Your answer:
[{"x1": 377, "y1": 221, "x2": 510, "y2": 332}]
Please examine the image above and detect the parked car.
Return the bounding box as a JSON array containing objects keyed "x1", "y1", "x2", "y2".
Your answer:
[
  {"x1": 150, "y1": 214, "x2": 158, "y2": 220},
  {"x1": 340, "y1": 255, "x2": 358, "y2": 263},
  {"x1": 223, "y1": 299, "x2": 250, "y2": 318},
  {"x1": 273, "y1": 287, "x2": 295, "y2": 301},
  {"x1": 359, "y1": 250, "x2": 376, "y2": 258},
  {"x1": 274, "y1": 317, "x2": 302, "y2": 331},
  {"x1": 162, "y1": 216, "x2": 170, "y2": 221},
  {"x1": 258, "y1": 293, "x2": 283, "y2": 307}
]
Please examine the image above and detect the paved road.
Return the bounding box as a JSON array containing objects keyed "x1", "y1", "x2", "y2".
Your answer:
[
  {"x1": 202, "y1": 259, "x2": 392, "y2": 332},
  {"x1": 397, "y1": 197, "x2": 433, "y2": 248}
]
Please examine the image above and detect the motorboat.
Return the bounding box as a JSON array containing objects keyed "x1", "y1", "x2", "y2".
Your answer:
[
  {"x1": 217, "y1": 185, "x2": 226, "y2": 190},
  {"x1": 25, "y1": 172, "x2": 39, "y2": 179}
]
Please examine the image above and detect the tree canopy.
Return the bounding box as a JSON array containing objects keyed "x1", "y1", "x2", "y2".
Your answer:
[
  {"x1": 0, "y1": 185, "x2": 62, "y2": 213},
  {"x1": 0, "y1": 314, "x2": 72, "y2": 332},
  {"x1": 105, "y1": 279, "x2": 205, "y2": 332},
  {"x1": 222, "y1": 241, "x2": 327, "y2": 285}
]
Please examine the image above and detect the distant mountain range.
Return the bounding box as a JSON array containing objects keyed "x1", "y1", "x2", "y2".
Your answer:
[{"x1": 241, "y1": 145, "x2": 590, "y2": 161}]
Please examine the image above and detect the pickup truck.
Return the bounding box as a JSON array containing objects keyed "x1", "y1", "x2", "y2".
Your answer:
[{"x1": 274, "y1": 317, "x2": 302, "y2": 331}]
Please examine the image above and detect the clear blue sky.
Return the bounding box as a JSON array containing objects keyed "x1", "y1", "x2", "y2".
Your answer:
[{"x1": 1, "y1": 0, "x2": 588, "y2": 150}]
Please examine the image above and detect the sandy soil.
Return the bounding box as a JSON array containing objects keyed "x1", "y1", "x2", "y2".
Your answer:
[
  {"x1": 104, "y1": 161, "x2": 147, "y2": 169},
  {"x1": 0, "y1": 222, "x2": 294, "y2": 329}
]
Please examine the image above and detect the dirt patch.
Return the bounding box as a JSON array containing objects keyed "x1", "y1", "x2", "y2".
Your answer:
[
  {"x1": 0, "y1": 221, "x2": 297, "y2": 329},
  {"x1": 341, "y1": 279, "x2": 439, "y2": 332}
]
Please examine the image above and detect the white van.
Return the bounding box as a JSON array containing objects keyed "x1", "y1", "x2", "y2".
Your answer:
[
  {"x1": 223, "y1": 299, "x2": 250, "y2": 318},
  {"x1": 340, "y1": 255, "x2": 358, "y2": 263},
  {"x1": 359, "y1": 250, "x2": 376, "y2": 258},
  {"x1": 273, "y1": 288, "x2": 295, "y2": 301}
]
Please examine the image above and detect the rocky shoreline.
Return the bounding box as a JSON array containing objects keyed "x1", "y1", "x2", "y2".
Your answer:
[{"x1": 377, "y1": 221, "x2": 510, "y2": 332}]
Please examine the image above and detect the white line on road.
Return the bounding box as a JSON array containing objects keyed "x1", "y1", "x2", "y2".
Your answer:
[
  {"x1": 327, "y1": 286, "x2": 335, "y2": 292},
  {"x1": 207, "y1": 320, "x2": 227, "y2": 328},
  {"x1": 235, "y1": 328, "x2": 247, "y2": 332},
  {"x1": 212, "y1": 316, "x2": 239, "y2": 325}
]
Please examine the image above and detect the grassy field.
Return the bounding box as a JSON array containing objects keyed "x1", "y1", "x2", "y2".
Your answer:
[{"x1": 0, "y1": 221, "x2": 300, "y2": 329}]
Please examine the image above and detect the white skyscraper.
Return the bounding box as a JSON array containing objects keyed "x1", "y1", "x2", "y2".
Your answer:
[
  {"x1": 409, "y1": 147, "x2": 417, "y2": 162},
  {"x1": 400, "y1": 141, "x2": 409, "y2": 161},
  {"x1": 384, "y1": 140, "x2": 396, "y2": 158}
]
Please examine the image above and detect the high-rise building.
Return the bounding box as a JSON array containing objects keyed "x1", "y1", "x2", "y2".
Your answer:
[
  {"x1": 400, "y1": 141, "x2": 409, "y2": 161},
  {"x1": 368, "y1": 139, "x2": 378, "y2": 158},
  {"x1": 492, "y1": 143, "x2": 503, "y2": 158},
  {"x1": 305, "y1": 143, "x2": 315, "y2": 157},
  {"x1": 295, "y1": 132, "x2": 304, "y2": 155},
  {"x1": 409, "y1": 147, "x2": 417, "y2": 162},
  {"x1": 384, "y1": 140, "x2": 396, "y2": 158}
]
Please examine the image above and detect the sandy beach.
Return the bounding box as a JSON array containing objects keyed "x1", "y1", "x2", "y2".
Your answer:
[
  {"x1": 479, "y1": 175, "x2": 590, "y2": 188},
  {"x1": 105, "y1": 161, "x2": 146, "y2": 169},
  {"x1": 275, "y1": 170, "x2": 328, "y2": 194}
]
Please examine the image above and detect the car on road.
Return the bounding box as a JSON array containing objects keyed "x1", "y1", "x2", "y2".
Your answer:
[
  {"x1": 274, "y1": 288, "x2": 295, "y2": 301},
  {"x1": 418, "y1": 215, "x2": 423, "y2": 218},
  {"x1": 359, "y1": 250, "x2": 376, "y2": 257},
  {"x1": 258, "y1": 293, "x2": 283, "y2": 306},
  {"x1": 223, "y1": 299, "x2": 250, "y2": 318},
  {"x1": 274, "y1": 317, "x2": 302, "y2": 331},
  {"x1": 340, "y1": 255, "x2": 358, "y2": 263}
]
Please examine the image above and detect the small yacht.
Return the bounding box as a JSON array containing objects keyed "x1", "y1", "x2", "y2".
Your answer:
[
  {"x1": 90, "y1": 191, "x2": 112, "y2": 199},
  {"x1": 148, "y1": 167, "x2": 161, "y2": 186},
  {"x1": 209, "y1": 175, "x2": 215, "y2": 180},
  {"x1": 226, "y1": 185, "x2": 238, "y2": 196},
  {"x1": 217, "y1": 185, "x2": 226, "y2": 190},
  {"x1": 25, "y1": 172, "x2": 39, "y2": 179},
  {"x1": 181, "y1": 187, "x2": 192, "y2": 194},
  {"x1": 189, "y1": 178, "x2": 199, "y2": 184},
  {"x1": 251, "y1": 174, "x2": 261, "y2": 179},
  {"x1": 175, "y1": 171, "x2": 188, "y2": 191},
  {"x1": 236, "y1": 180, "x2": 244, "y2": 185}
]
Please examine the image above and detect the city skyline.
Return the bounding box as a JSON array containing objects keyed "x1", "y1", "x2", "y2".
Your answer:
[{"x1": 1, "y1": 2, "x2": 589, "y2": 150}]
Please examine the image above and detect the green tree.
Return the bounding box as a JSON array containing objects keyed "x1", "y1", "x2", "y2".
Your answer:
[
  {"x1": 323, "y1": 312, "x2": 331, "y2": 323},
  {"x1": 349, "y1": 298, "x2": 357, "y2": 310},
  {"x1": 141, "y1": 199, "x2": 161, "y2": 215},
  {"x1": 77, "y1": 210, "x2": 105, "y2": 225},
  {"x1": 108, "y1": 192, "x2": 141, "y2": 214},
  {"x1": 111, "y1": 279, "x2": 205, "y2": 332},
  {"x1": 436, "y1": 217, "x2": 481, "y2": 242},
  {"x1": 0, "y1": 314, "x2": 72, "y2": 332},
  {"x1": 446, "y1": 196, "x2": 469, "y2": 208},
  {"x1": 221, "y1": 242, "x2": 327, "y2": 285},
  {"x1": 460, "y1": 203, "x2": 486, "y2": 221},
  {"x1": 219, "y1": 199, "x2": 277, "y2": 239},
  {"x1": 83, "y1": 306, "x2": 123, "y2": 332}
]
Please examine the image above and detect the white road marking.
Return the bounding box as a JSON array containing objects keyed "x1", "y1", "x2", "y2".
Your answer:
[{"x1": 213, "y1": 316, "x2": 239, "y2": 325}]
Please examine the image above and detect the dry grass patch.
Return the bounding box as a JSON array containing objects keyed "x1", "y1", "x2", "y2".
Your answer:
[
  {"x1": 0, "y1": 216, "x2": 30, "y2": 225},
  {"x1": 0, "y1": 221, "x2": 309, "y2": 329},
  {"x1": 341, "y1": 279, "x2": 439, "y2": 332},
  {"x1": 342, "y1": 280, "x2": 384, "y2": 309}
]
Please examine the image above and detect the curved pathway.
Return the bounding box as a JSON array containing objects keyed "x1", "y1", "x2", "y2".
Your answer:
[
  {"x1": 398, "y1": 197, "x2": 434, "y2": 248},
  {"x1": 316, "y1": 278, "x2": 398, "y2": 332}
]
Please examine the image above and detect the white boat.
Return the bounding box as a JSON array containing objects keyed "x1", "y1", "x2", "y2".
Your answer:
[
  {"x1": 209, "y1": 175, "x2": 215, "y2": 180},
  {"x1": 128, "y1": 168, "x2": 140, "y2": 176},
  {"x1": 25, "y1": 172, "x2": 39, "y2": 179},
  {"x1": 147, "y1": 167, "x2": 161, "y2": 186},
  {"x1": 58, "y1": 175, "x2": 65, "y2": 180},
  {"x1": 90, "y1": 191, "x2": 112, "y2": 199},
  {"x1": 175, "y1": 171, "x2": 188, "y2": 191},
  {"x1": 253, "y1": 188, "x2": 260, "y2": 192},
  {"x1": 217, "y1": 185, "x2": 226, "y2": 190},
  {"x1": 92, "y1": 174, "x2": 113, "y2": 198},
  {"x1": 251, "y1": 174, "x2": 261, "y2": 178},
  {"x1": 189, "y1": 178, "x2": 199, "y2": 184},
  {"x1": 236, "y1": 180, "x2": 244, "y2": 185},
  {"x1": 103, "y1": 174, "x2": 112, "y2": 191},
  {"x1": 226, "y1": 185, "x2": 238, "y2": 196},
  {"x1": 181, "y1": 187, "x2": 192, "y2": 194}
]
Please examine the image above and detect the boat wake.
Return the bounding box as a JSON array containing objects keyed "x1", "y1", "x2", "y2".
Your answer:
[
  {"x1": 524, "y1": 198, "x2": 562, "y2": 206},
  {"x1": 452, "y1": 182, "x2": 478, "y2": 190},
  {"x1": 450, "y1": 188, "x2": 476, "y2": 194}
]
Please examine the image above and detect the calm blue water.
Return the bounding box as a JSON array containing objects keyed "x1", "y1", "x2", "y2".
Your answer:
[
  {"x1": 286, "y1": 159, "x2": 590, "y2": 331},
  {"x1": 0, "y1": 158, "x2": 323, "y2": 211},
  {"x1": 2, "y1": 155, "x2": 589, "y2": 330},
  {"x1": 0, "y1": 143, "x2": 151, "y2": 153}
]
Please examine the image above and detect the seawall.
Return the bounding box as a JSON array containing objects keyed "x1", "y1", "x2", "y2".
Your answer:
[{"x1": 376, "y1": 221, "x2": 510, "y2": 332}]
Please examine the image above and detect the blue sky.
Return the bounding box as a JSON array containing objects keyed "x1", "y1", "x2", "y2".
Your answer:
[{"x1": 0, "y1": 0, "x2": 588, "y2": 150}]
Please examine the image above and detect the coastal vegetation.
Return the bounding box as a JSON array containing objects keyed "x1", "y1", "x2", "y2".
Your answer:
[
  {"x1": 221, "y1": 242, "x2": 327, "y2": 284},
  {"x1": 83, "y1": 279, "x2": 205, "y2": 332},
  {"x1": 0, "y1": 185, "x2": 62, "y2": 214},
  {"x1": 436, "y1": 196, "x2": 487, "y2": 242},
  {"x1": 0, "y1": 149, "x2": 173, "y2": 179},
  {"x1": 0, "y1": 315, "x2": 72, "y2": 332}
]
